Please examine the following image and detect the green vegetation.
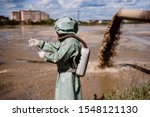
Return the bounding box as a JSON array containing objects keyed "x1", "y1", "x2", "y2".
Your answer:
[
  {"x1": 122, "y1": 20, "x2": 150, "y2": 24},
  {"x1": 1, "y1": 19, "x2": 148, "y2": 26},
  {"x1": 103, "y1": 83, "x2": 150, "y2": 100},
  {"x1": 0, "y1": 18, "x2": 55, "y2": 26},
  {"x1": 0, "y1": 19, "x2": 20, "y2": 26},
  {"x1": 79, "y1": 21, "x2": 109, "y2": 26},
  {"x1": 26, "y1": 19, "x2": 54, "y2": 25}
]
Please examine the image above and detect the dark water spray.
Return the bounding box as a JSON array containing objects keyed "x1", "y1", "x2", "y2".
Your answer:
[
  {"x1": 98, "y1": 9, "x2": 150, "y2": 68},
  {"x1": 98, "y1": 14, "x2": 123, "y2": 68}
]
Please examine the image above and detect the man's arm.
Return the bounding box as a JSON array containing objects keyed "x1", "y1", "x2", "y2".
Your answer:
[{"x1": 37, "y1": 40, "x2": 61, "y2": 53}]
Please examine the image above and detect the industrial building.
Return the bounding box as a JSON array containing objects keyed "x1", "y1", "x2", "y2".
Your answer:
[
  {"x1": 11, "y1": 10, "x2": 49, "y2": 22},
  {"x1": 0, "y1": 15, "x2": 9, "y2": 22}
]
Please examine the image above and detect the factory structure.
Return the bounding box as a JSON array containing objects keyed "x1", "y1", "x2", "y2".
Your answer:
[
  {"x1": 11, "y1": 10, "x2": 50, "y2": 22},
  {"x1": 0, "y1": 16, "x2": 9, "y2": 22}
]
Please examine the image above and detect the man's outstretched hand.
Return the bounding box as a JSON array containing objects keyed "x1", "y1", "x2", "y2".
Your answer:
[
  {"x1": 38, "y1": 51, "x2": 45, "y2": 58},
  {"x1": 29, "y1": 38, "x2": 39, "y2": 47}
]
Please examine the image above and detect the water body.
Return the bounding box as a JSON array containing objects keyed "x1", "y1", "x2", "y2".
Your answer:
[{"x1": 0, "y1": 25, "x2": 150, "y2": 99}]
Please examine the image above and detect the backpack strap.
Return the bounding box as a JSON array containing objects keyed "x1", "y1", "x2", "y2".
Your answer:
[{"x1": 58, "y1": 34, "x2": 89, "y2": 76}]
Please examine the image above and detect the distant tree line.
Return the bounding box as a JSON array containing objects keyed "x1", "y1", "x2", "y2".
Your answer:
[
  {"x1": 0, "y1": 20, "x2": 20, "y2": 26},
  {"x1": 26, "y1": 19, "x2": 54, "y2": 25},
  {"x1": 0, "y1": 18, "x2": 148, "y2": 26},
  {"x1": 79, "y1": 21, "x2": 109, "y2": 25},
  {"x1": 0, "y1": 18, "x2": 55, "y2": 26}
]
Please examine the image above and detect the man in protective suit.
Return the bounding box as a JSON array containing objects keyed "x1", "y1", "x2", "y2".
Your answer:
[{"x1": 29, "y1": 17, "x2": 82, "y2": 100}]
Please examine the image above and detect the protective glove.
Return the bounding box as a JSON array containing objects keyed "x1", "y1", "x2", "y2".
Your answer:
[
  {"x1": 29, "y1": 38, "x2": 39, "y2": 47},
  {"x1": 38, "y1": 51, "x2": 45, "y2": 58}
]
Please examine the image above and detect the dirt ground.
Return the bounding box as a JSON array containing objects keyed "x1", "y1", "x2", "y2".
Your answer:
[{"x1": 0, "y1": 24, "x2": 150, "y2": 100}]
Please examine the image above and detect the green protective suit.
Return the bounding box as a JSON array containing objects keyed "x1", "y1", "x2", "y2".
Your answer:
[{"x1": 37, "y1": 37, "x2": 82, "y2": 100}]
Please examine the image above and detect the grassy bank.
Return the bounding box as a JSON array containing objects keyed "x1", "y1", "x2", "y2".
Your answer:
[{"x1": 103, "y1": 83, "x2": 150, "y2": 100}]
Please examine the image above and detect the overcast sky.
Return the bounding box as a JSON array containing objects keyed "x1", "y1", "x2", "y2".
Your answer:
[{"x1": 0, "y1": 0, "x2": 150, "y2": 20}]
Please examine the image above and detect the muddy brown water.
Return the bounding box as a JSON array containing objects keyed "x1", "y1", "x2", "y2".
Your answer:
[
  {"x1": 98, "y1": 15, "x2": 122, "y2": 68},
  {"x1": 0, "y1": 25, "x2": 150, "y2": 99}
]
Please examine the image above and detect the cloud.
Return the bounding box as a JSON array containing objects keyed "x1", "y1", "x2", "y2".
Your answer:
[
  {"x1": 0, "y1": 0, "x2": 25, "y2": 17},
  {"x1": 0, "y1": 0, "x2": 25, "y2": 5},
  {"x1": 40, "y1": 0, "x2": 51, "y2": 6},
  {"x1": 3, "y1": 3, "x2": 16, "y2": 9},
  {"x1": 0, "y1": 0, "x2": 149, "y2": 20},
  {"x1": 0, "y1": 0, "x2": 25, "y2": 10},
  {"x1": 57, "y1": 0, "x2": 83, "y2": 9},
  {"x1": 122, "y1": 0, "x2": 138, "y2": 5},
  {"x1": 80, "y1": 0, "x2": 106, "y2": 7}
]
